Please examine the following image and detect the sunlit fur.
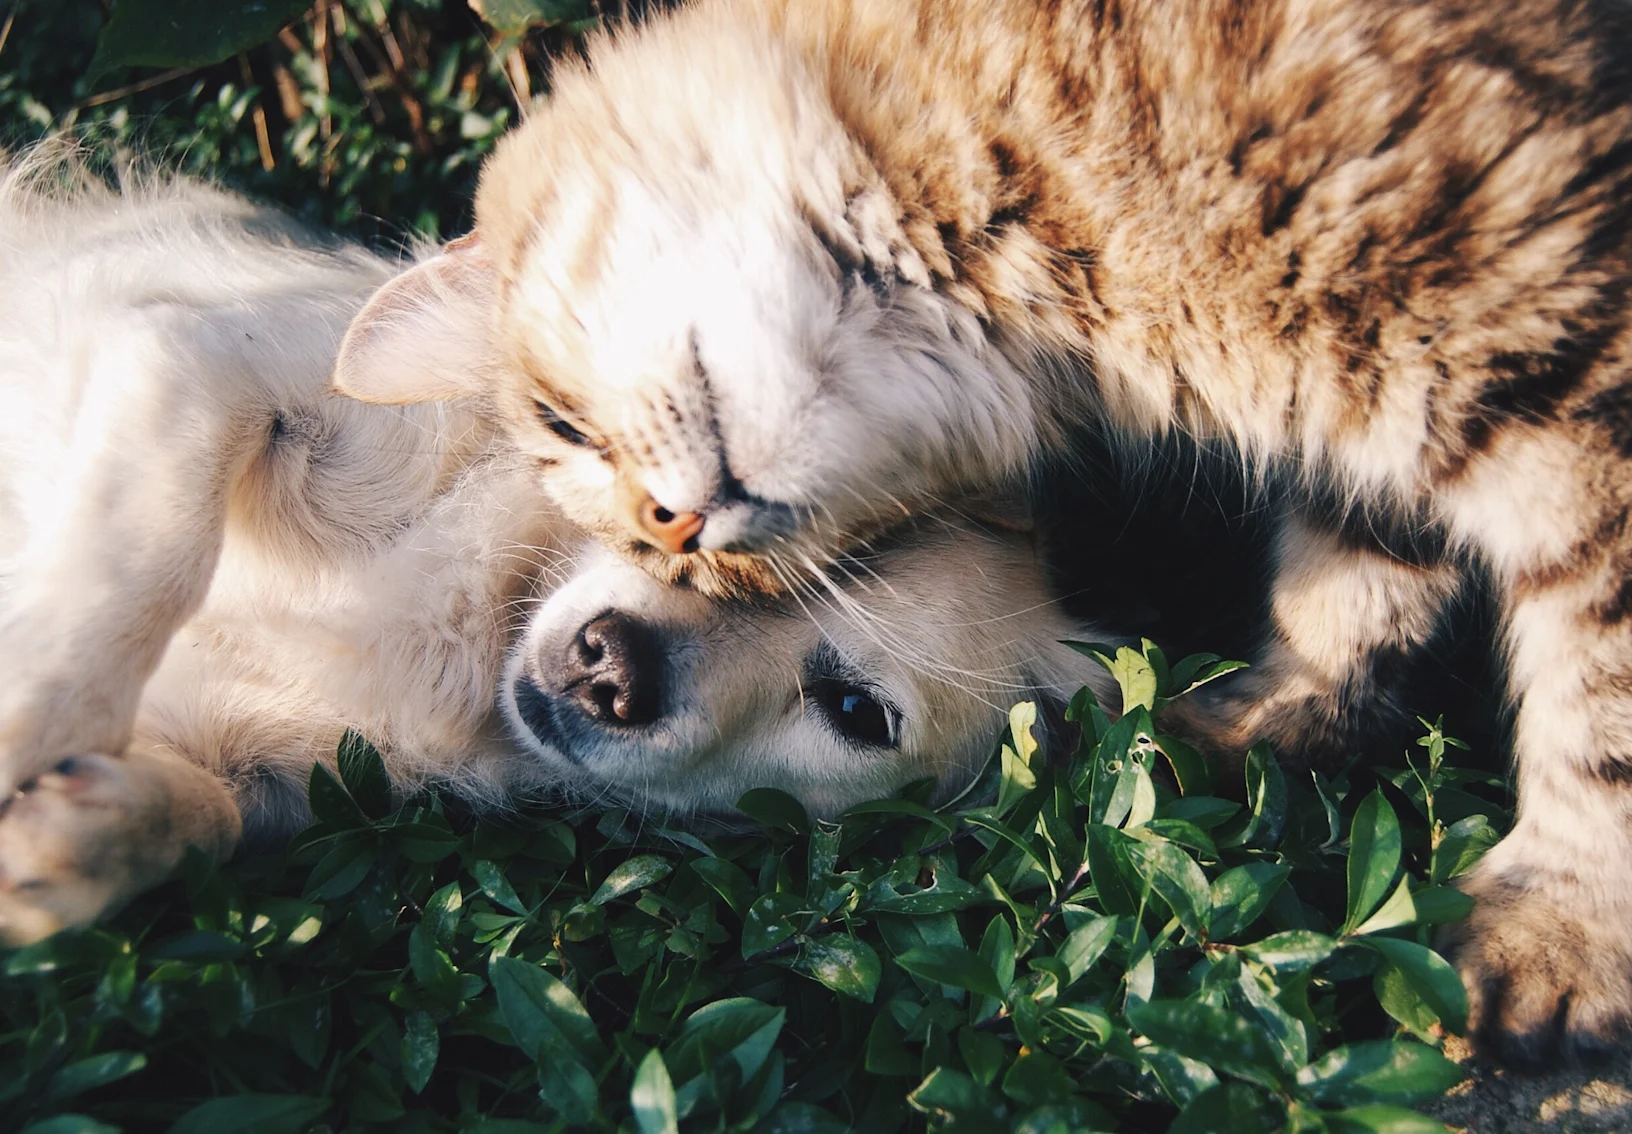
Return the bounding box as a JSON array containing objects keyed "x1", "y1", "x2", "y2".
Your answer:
[
  {"x1": 362, "y1": 0, "x2": 1632, "y2": 1064},
  {"x1": 0, "y1": 151, "x2": 1110, "y2": 944}
]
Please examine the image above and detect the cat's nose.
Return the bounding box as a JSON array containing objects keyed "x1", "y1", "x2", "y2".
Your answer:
[
  {"x1": 636, "y1": 495, "x2": 705, "y2": 555},
  {"x1": 561, "y1": 612, "x2": 662, "y2": 726}
]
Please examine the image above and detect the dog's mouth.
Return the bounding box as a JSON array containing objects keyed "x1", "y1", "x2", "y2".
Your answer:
[{"x1": 508, "y1": 676, "x2": 582, "y2": 766}]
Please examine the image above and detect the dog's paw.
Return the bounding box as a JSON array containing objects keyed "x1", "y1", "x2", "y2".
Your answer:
[
  {"x1": 0, "y1": 754, "x2": 156, "y2": 946},
  {"x1": 1444, "y1": 865, "x2": 1632, "y2": 1068}
]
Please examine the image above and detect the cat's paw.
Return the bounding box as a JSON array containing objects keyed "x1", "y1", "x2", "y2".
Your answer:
[
  {"x1": 1445, "y1": 862, "x2": 1632, "y2": 1068},
  {"x1": 0, "y1": 754, "x2": 155, "y2": 946}
]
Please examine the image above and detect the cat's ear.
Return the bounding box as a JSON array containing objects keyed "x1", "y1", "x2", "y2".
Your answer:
[{"x1": 333, "y1": 232, "x2": 497, "y2": 404}]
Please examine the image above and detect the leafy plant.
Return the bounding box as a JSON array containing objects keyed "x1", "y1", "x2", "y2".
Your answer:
[
  {"x1": 0, "y1": 642, "x2": 1508, "y2": 1132},
  {"x1": 0, "y1": 0, "x2": 603, "y2": 241}
]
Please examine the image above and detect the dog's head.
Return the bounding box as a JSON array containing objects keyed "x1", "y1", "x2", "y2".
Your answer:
[{"x1": 505, "y1": 513, "x2": 1113, "y2": 820}]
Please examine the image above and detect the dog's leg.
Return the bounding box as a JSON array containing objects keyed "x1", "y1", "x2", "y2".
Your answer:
[
  {"x1": 1160, "y1": 508, "x2": 1461, "y2": 766},
  {"x1": 0, "y1": 746, "x2": 241, "y2": 944},
  {"x1": 0, "y1": 315, "x2": 266, "y2": 792}
]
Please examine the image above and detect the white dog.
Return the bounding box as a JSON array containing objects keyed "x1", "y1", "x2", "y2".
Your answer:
[{"x1": 0, "y1": 152, "x2": 1110, "y2": 944}]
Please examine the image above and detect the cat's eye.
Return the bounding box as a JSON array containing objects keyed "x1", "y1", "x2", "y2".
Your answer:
[
  {"x1": 808, "y1": 678, "x2": 899, "y2": 748},
  {"x1": 533, "y1": 398, "x2": 594, "y2": 448}
]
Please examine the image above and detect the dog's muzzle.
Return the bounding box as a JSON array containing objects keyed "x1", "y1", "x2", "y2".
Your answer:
[{"x1": 510, "y1": 611, "x2": 666, "y2": 763}]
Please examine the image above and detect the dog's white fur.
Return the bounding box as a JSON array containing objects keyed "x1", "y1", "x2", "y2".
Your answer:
[{"x1": 0, "y1": 152, "x2": 1109, "y2": 943}]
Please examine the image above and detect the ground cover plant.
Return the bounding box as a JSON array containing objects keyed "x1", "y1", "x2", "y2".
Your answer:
[
  {"x1": 0, "y1": 2, "x2": 1516, "y2": 1130},
  {"x1": 0, "y1": 643, "x2": 1510, "y2": 1132}
]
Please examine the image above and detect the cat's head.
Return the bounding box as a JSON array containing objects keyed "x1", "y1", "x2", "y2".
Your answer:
[
  {"x1": 507, "y1": 512, "x2": 1110, "y2": 820},
  {"x1": 334, "y1": 6, "x2": 1038, "y2": 597}
]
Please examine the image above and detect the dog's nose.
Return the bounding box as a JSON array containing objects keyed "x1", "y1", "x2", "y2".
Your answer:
[
  {"x1": 562, "y1": 612, "x2": 662, "y2": 726},
  {"x1": 636, "y1": 495, "x2": 705, "y2": 555}
]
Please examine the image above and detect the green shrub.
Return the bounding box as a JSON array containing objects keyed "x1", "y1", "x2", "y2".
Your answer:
[
  {"x1": 0, "y1": 0, "x2": 596, "y2": 241},
  {"x1": 0, "y1": 643, "x2": 1509, "y2": 1132}
]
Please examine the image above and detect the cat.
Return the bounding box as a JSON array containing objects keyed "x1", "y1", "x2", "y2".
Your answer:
[
  {"x1": 0, "y1": 148, "x2": 1108, "y2": 943},
  {"x1": 334, "y1": 0, "x2": 1632, "y2": 1065}
]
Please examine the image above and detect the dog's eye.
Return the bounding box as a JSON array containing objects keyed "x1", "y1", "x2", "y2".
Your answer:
[
  {"x1": 533, "y1": 399, "x2": 594, "y2": 448},
  {"x1": 809, "y1": 678, "x2": 899, "y2": 748}
]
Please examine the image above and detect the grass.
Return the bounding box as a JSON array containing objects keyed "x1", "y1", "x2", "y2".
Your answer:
[{"x1": 0, "y1": 644, "x2": 1511, "y2": 1132}]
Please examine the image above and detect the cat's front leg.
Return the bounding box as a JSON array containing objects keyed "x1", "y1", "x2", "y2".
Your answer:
[
  {"x1": 0, "y1": 747, "x2": 241, "y2": 944},
  {"x1": 1443, "y1": 551, "x2": 1632, "y2": 1066},
  {"x1": 1159, "y1": 509, "x2": 1462, "y2": 766}
]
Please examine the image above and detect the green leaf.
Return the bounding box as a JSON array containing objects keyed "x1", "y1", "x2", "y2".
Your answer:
[
  {"x1": 1375, "y1": 964, "x2": 1442, "y2": 1042},
  {"x1": 401, "y1": 1010, "x2": 439, "y2": 1095},
  {"x1": 796, "y1": 934, "x2": 881, "y2": 1002},
  {"x1": 1431, "y1": 815, "x2": 1501, "y2": 884},
  {"x1": 489, "y1": 955, "x2": 606, "y2": 1065},
  {"x1": 1296, "y1": 1040, "x2": 1463, "y2": 1107},
  {"x1": 1083, "y1": 823, "x2": 1147, "y2": 916},
  {"x1": 1344, "y1": 792, "x2": 1403, "y2": 933},
  {"x1": 957, "y1": 1028, "x2": 1008, "y2": 1087},
  {"x1": 743, "y1": 891, "x2": 807, "y2": 957},
  {"x1": 46, "y1": 1051, "x2": 146, "y2": 1102},
  {"x1": 1162, "y1": 796, "x2": 1242, "y2": 830},
  {"x1": 973, "y1": 916, "x2": 1016, "y2": 1022},
  {"x1": 1408, "y1": 886, "x2": 1476, "y2": 926},
  {"x1": 1361, "y1": 937, "x2": 1469, "y2": 1035},
  {"x1": 1242, "y1": 930, "x2": 1337, "y2": 972},
  {"x1": 865, "y1": 1014, "x2": 918, "y2": 1076},
  {"x1": 168, "y1": 1094, "x2": 329, "y2": 1134},
  {"x1": 668, "y1": 998, "x2": 785, "y2": 1101},
  {"x1": 1093, "y1": 644, "x2": 1160, "y2": 713},
  {"x1": 1127, "y1": 836, "x2": 1211, "y2": 940},
  {"x1": 1208, "y1": 864, "x2": 1290, "y2": 941},
  {"x1": 1169, "y1": 657, "x2": 1250, "y2": 700},
  {"x1": 471, "y1": 0, "x2": 595, "y2": 35},
  {"x1": 471, "y1": 859, "x2": 529, "y2": 916},
  {"x1": 1128, "y1": 998, "x2": 1295, "y2": 1090},
  {"x1": 591, "y1": 855, "x2": 672, "y2": 906},
  {"x1": 337, "y1": 731, "x2": 392, "y2": 819},
  {"x1": 21, "y1": 1118, "x2": 120, "y2": 1134},
  {"x1": 755, "y1": 1103, "x2": 850, "y2": 1132},
  {"x1": 998, "y1": 701, "x2": 1041, "y2": 813},
  {"x1": 736, "y1": 788, "x2": 809, "y2": 834},
  {"x1": 87, "y1": 0, "x2": 311, "y2": 86},
  {"x1": 1155, "y1": 733, "x2": 1213, "y2": 796},
  {"x1": 1084, "y1": 708, "x2": 1158, "y2": 828},
  {"x1": 906, "y1": 1067, "x2": 1006, "y2": 1124},
  {"x1": 409, "y1": 922, "x2": 462, "y2": 1006},
  {"x1": 1168, "y1": 1082, "x2": 1283, "y2": 1134},
  {"x1": 631, "y1": 1049, "x2": 680, "y2": 1134},
  {"x1": 894, "y1": 945, "x2": 1005, "y2": 1000},
  {"x1": 1217, "y1": 743, "x2": 1288, "y2": 850},
  {"x1": 691, "y1": 856, "x2": 755, "y2": 916},
  {"x1": 305, "y1": 839, "x2": 376, "y2": 901},
  {"x1": 1352, "y1": 876, "x2": 1418, "y2": 936},
  {"x1": 1323, "y1": 1105, "x2": 1455, "y2": 1133},
  {"x1": 1057, "y1": 914, "x2": 1117, "y2": 983},
  {"x1": 1001, "y1": 1049, "x2": 1077, "y2": 1108}
]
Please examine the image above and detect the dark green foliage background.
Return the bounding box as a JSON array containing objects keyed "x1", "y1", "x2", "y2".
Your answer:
[{"x1": 0, "y1": 4, "x2": 1512, "y2": 1131}]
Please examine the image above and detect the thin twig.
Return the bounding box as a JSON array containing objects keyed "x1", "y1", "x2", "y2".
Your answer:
[
  {"x1": 0, "y1": 5, "x2": 17, "y2": 61},
  {"x1": 312, "y1": 0, "x2": 333, "y2": 185},
  {"x1": 237, "y1": 53, "x2": 276, "y2": 172},
  {"x1": 331, "y1": 7, "x2": 387, "y2": 126},
  {"x1": 77, "y1": 65, "x2": 195, "y2": 109}
]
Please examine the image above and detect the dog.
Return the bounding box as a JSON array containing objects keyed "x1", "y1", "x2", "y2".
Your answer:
[{"x1": 0, "y1": 150, "x2": 1111, "y2": 944}]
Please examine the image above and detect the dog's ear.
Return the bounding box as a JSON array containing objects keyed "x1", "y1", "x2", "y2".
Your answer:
[{"x1": 333, "y1": 232, "x2": 496, "y2": 404}]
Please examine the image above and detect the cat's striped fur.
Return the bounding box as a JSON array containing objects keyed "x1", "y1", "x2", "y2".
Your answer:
[{"x1": 337, "y1": 0, "x2": 1632, "y2": 1065}]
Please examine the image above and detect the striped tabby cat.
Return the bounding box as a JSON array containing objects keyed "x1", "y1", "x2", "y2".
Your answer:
[{"x1": 337, "y1": 0, "x2": 1632, "y2": 1065}]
